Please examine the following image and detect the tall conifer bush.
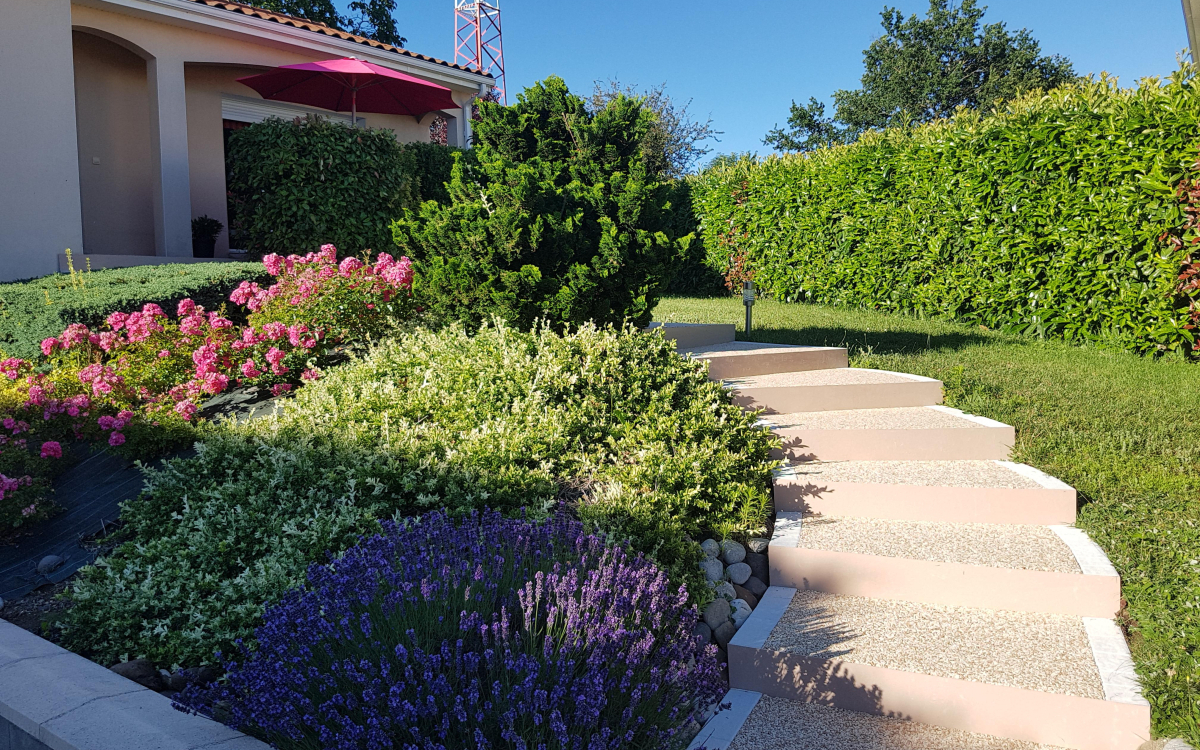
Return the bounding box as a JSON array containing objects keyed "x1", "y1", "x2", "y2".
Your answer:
[{"x1": 392, "y1": 77, "x2": 690, "y2": 330}]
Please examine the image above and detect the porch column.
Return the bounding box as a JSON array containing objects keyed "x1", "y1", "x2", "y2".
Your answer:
[
  {"x1": 455, "y1": 105, "x2": 467, "y2": 149},
  {"x1": 147, "y1": 55, "x2": 192, "y2": 257},
  {"x1": 0, "y1": 0, "x2": 84, "y2": 281}
]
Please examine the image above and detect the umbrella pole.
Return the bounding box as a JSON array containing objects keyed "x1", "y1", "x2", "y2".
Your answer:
[{"x1": 351, "y1": 87, "x2": 357, "y2": 128}]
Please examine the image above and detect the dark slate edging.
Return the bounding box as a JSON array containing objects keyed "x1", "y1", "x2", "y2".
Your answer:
[
  {"x1": 0, "y1": 447, "x2": 145, "y2": 601},
  {"x1": 0, "y1": 620, "x2": 268, "y2": 750}
]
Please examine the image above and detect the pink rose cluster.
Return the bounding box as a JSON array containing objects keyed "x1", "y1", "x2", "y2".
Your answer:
[
  {"x1": 97, "y1": 410, "x2": 133, "y2": 446},
  {"x1": 0, "y1": 241, "x2": 415, "y2": 504},
  {"x1": 230, "y1": 244, "x2": 413, "y2": 315},
  {"x1": 0, "y1": 473, "x2": 33, "y2": 503}
]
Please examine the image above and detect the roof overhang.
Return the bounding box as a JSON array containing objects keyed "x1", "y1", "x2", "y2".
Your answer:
[{"x1": 72, "y1": 0, "x2": 494, "y2": 93}]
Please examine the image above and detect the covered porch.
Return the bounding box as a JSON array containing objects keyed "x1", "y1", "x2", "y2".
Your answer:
[{"x1": 0, "y1": 0, "x2": 492, "y2": 281}]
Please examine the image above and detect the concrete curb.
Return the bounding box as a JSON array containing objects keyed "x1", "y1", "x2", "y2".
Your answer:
[
  {"x1": 0, "y1": 620, "x2": 268, "y2": 750},
  {"x1": 686, "y1": 689, "x2": 762, "y2": 750}
]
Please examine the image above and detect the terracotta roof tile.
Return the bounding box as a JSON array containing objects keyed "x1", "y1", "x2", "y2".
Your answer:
[{"x1": 189, "y1": 0, "x2": 492, "y2": 77}]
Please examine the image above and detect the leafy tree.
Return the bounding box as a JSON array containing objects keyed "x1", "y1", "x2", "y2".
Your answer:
[
  {"x1": 254, "y1": 0, "x2": 405, "y2": 47},
  {"x1": 391, "y1": 77, "x2": 690, "y2": 330},
  {"x1": 765, "y1": 0, "x2": 1076, "y2": 151},
  {"x1": 589, "y1": 81, "x2": 722, "y2": 178},
  {"x1": 345, "y1": 0, "x2": 406, "y2": 47}
]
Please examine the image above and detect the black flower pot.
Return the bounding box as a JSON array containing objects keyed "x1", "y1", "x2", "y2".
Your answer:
[{"x1": 192, "y1": 237, "x2": 216, "y2": 258}]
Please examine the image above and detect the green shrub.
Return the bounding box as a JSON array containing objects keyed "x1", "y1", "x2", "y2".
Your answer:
[
  {"x1": 226, "y1": 117, "x2": 466, "y2": 258},
  {"x1": 227, "y1": 116, "x2": 409, "y2": 257},
  {"x1": 660, "y1": 181, "x2": 726, "y2": 297},
  {"x1": 692, "y1": 67, "x2": 1200, "y2": 355},
  {"x1": 392, "y1": 77, "x2": 694, "y2": 330},
  {"x1": 0, "y1": 262, "x2": 267, "y2": 360},
  {"x1": 61, "y1": 323, "x2": 776, "y2": 666},
  {"x1": 400, "y1": 140, "x2": 476, "y2": 204}
]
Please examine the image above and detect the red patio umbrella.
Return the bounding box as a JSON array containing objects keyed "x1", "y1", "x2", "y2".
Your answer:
[{"x1": 236, "y1": 57, "x2": 461, "y2": 126}]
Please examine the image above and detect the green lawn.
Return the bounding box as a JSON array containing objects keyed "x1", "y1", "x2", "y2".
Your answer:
[{"x1": 655, "y1": 296, "x2": 1200, "y2": 741}]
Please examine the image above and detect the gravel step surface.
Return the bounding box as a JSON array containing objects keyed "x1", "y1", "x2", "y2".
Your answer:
[
  {"x1": 686, "y1": 341, "x2": 825, "y2": 355},
  {"x1": 763, "y1": 590, "x2": 1103, "y2": 698},
  {"x1": 726, "y1": 368, "x2": 924, "y2": 388},
  {"x1": 778, "y1": 460, "x2": 1044, "y2": 489},
  {"x1": 763, "y1": 406, "x2": 988, "y2": 431},
  {"x1": 728, "y1": 696, "x2": 1070, "y2": 750},
  {"x1": 794, "y1": 516, "x2": 1081, "y2": 573}
]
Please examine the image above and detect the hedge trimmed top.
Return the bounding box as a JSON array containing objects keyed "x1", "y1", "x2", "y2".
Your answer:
[
  {"x1": 694, "y1": 67, "x2": 1200, "y2": 356},
  {"x1": 0, "y1": 262, "x2": 268, "y2": 360}
]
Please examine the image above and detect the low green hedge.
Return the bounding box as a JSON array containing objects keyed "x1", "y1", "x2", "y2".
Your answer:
[
  {"x1": 691, "y1": 67, "x2": 1200, "y2": 355},
  {"x1": 61, "y1": 323, "x2": 777, "y2": 666},
  {"x1": 0, "y1": 262, "x2": 267, "y2": 359}
]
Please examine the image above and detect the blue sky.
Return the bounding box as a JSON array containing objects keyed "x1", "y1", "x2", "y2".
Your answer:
[{"x1": 344, "y1": 1, "x2": 1189, "y2": 161}]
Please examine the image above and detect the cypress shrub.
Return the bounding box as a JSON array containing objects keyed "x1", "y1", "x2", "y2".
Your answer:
[
  {"x1": 391, "y1": 77, "x2": 692, "y2": 330},
  {"x1": 691, "y1": 68, "x2": 1200, "y2": 355}
]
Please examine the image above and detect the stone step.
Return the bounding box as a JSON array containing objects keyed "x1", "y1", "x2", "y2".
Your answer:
[
  {"x1": 768, "y1": 512, "x2": 1120, "y2": 617},
  {"x1": 646, "y1": 322, "x2": 736, "y2": 350},
  {"x1": 721, "y1": 694, "x2": 1073, "y2": 750},
  {"x1": 728, "y1": 587, "x2": 1150, "y2": 750},
  {"x1": 684, "y1": 341, "x2": 848, "y2": 380},
  {"x1": 761, "y1": 405, "x2": 1015, "y2": 462},
  {"x1": 774, "y1": 460, "x2": 1077, "y2": 525},
  {"x1": 728, "y1": 368, "x2": 943, "y2": 413}
]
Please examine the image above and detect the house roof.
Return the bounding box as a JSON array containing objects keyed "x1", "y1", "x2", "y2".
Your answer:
[{"x1": 189, "y1": 0, "x2": 493, "y2": 78}]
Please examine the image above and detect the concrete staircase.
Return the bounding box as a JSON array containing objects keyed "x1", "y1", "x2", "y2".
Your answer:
[{"x1": 670, "y1": 324, "x2": 1151, "y2": 750}]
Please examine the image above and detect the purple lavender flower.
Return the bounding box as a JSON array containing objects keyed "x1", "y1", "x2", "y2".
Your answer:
[{"x1": 176, "y1": 510, "x2": 725, "y2": 749}]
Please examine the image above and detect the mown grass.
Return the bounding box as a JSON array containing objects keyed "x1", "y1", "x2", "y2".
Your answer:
[{"x1": 654, "y1": 296, "x2": 1200, "y2": 742}]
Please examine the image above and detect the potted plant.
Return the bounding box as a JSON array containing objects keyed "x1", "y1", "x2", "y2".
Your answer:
[{"x1": 191, "y1": 215, "x2": 224, "y2": 258}]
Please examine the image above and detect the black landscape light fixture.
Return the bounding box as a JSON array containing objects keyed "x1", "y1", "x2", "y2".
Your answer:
[{"x1": 743, "y1": 279, "x2": 755, "y2": 333}]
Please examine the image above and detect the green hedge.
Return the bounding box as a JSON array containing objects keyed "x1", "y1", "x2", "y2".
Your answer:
[
  {"x1": 691, "y1": 68, "x2": 1200, "y2": 355},
  {"x1": 0, "y1": 262, "x2": 267, "y2": 359},
  {"x1": 227, "y1": 116, "x2": 468, "y2": 257}
]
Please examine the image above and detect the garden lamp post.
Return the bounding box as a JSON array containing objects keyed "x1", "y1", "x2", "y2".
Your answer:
[{"x1": 743, "y1": 280, "x2": 755, "y2": 333}]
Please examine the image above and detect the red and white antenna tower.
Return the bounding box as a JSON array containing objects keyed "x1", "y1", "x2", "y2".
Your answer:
[{"x1": 454, "y1": 0, "x2": 506, "y2": 104}]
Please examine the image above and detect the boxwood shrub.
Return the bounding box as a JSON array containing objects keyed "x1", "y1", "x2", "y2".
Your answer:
[
  {"x1": 691, "y1": 67, "x2": 1200, "y2": 355},
  {"x1": 0, "y1": 262, "x2": 267, "y2": 360},
  {"x1": 62, "y1": 322, "x2": 776, "y2": 666}
]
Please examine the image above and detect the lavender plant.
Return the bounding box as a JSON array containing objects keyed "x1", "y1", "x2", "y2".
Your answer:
[{"x1": 177, "y1": 510, "x2": 725, "y2": 750}]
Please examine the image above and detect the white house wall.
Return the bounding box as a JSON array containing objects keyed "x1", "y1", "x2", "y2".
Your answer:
[{"x1": 0, "y1": 0, "x2": 85, "y2": 282}]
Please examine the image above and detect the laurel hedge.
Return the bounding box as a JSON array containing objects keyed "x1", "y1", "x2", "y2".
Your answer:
[{"x1": 691, "y1": 67, "x2": 1200, "y2": 355}]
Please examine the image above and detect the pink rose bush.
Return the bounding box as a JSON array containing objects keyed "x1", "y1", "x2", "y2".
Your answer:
[{"x1": 0, "y1": 245, "x2": 414, "y2": 533}]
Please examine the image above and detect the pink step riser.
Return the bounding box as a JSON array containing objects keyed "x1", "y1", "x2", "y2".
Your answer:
[
  {"x1": 701, "y1": 349, "x2": 849, "y2": 380},
  {"x1": 733, "y1": 380, "x2": 942, "y2": 414},
  {"x1": 772, "y1": 426, "x2": 1014, "y2": 462},
  {"x1": 769, "y1": 546, "x2": 1120, "y2": 618},
  {"x1": 773, "y1": 480, "x2": 1077, "y2": 525},
  {"x1": 728, "y1": 647, "x2": 1150, "y2": 750}
]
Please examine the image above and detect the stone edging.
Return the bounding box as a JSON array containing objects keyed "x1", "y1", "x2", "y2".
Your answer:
[
  {"x1": 1083, "y1": 617, "x2": 1151, "y2": 707},
  {"x1": 686, "y1": 689, "x2": 762, "y2": 750},
  {"x1": 1051, "y1": 525, "x2": 1121, "y2": 578},
  {"x1": 0, "y1": 620, "x2": 268, "y2": 750}
]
